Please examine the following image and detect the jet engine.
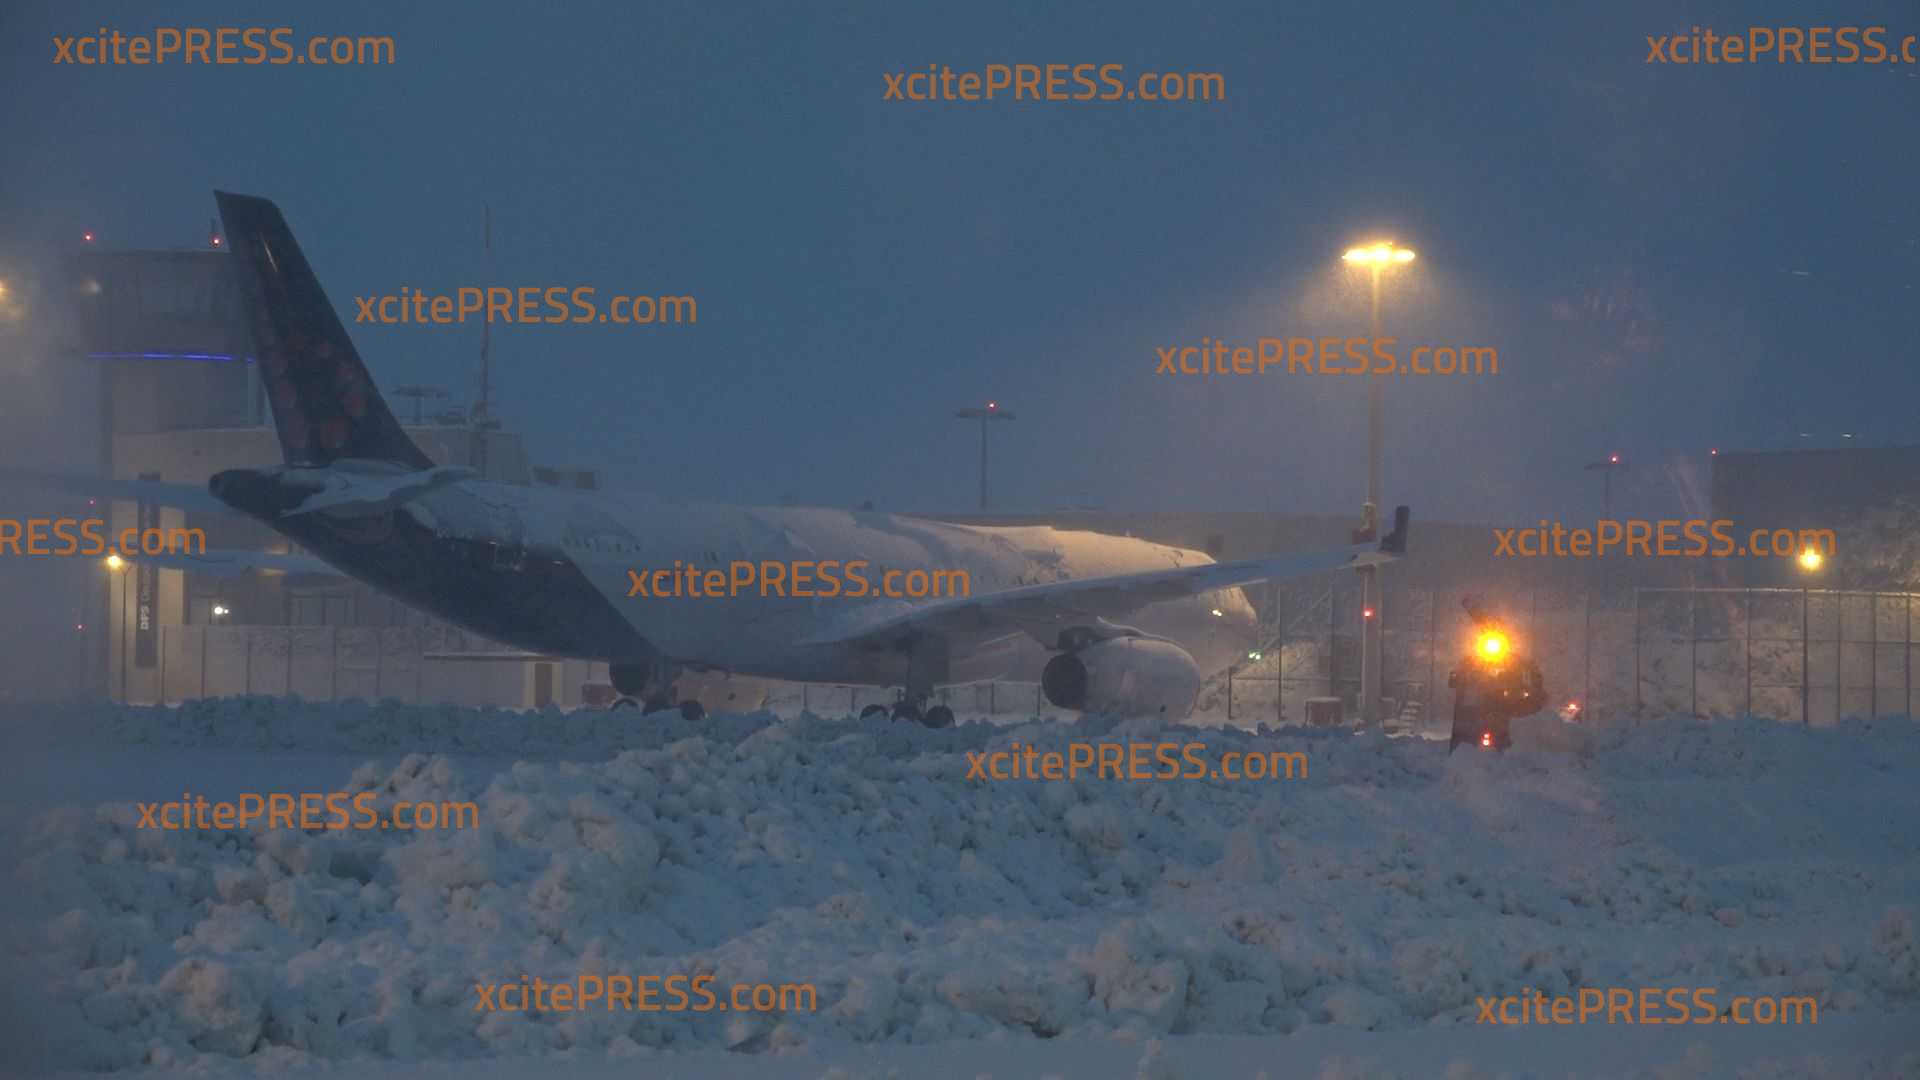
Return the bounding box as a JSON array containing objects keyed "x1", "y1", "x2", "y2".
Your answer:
[{"x1": 1041, "y1": 637, "x2": 1201, "y2": 718}]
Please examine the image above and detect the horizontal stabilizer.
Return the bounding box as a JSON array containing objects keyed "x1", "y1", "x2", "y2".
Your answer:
[
  {"x1": 112, "y1": 548, "x2": 341, "y2": 578},
  {"x1": 0, "y1": 468, "x2": 236, "y2": 517}
]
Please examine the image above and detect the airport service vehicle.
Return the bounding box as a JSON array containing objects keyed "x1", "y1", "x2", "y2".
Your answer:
[{"x1": 1447, "y1": 598, "x2": 1545, "y2": 752}]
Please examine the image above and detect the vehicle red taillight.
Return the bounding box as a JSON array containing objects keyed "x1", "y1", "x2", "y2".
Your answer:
[{"x1": 1480, "y1": 732, "x2": 1493, "y2": 747}]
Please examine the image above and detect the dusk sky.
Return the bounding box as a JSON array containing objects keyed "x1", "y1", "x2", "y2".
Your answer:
[{"x1": 3, "y1": 0, "x2": 1915, "y2": 522}]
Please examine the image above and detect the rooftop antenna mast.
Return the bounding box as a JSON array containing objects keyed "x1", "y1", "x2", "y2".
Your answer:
[
  {"x1": 472, "y1": 203, "x2": 495, "y2": 474},
  {"x1": 476, "y1": 203, "x2": 492, "y2": 424},
  {"x1": 393, "y1": 385, "x2": 448, "y2": 424}
]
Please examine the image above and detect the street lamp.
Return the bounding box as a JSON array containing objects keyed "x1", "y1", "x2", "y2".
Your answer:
[
  {"x1": 1341, "y1": 240, "x2": 1415, "y2": 726},
  {"x1": 954, "y1": 402, "x2": 1016, "y2": 511},
  {"x1": 104, "y1": 554, "x2": 127, "y2": 700},
  {"x1": 1583, "y1": 454, "x2": 1627, "y2": 517},
  {"x1": 1342, "y1": 244, "x2": 1417, "y2": 268},
  {"x1": 1581, "y1": 453, "x2": 1628, "y2": 711},
  {"x1": 1795, "y1": 542, "x2": 1826, "y2": 724}
]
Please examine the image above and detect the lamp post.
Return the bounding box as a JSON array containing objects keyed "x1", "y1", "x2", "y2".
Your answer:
[
  {"x1": 1584, "y1": 453, "x2": 1627, "y2": 518},
  {"x1": 105, "y1": 555, "x2": 126, "y2": 700},
  {"x1": 1797, "y1": 546, "x2": 1823, "y2": 725},
  {"x1": 1341, "y1": 241, "x2": 1415, "y2": 726},
  {"x1": 955, "y1": 402, "x2": 1016, "y2": 511},
  {"x1": 1581, "y1": 453, "x2": 1630, "y2": 719}
]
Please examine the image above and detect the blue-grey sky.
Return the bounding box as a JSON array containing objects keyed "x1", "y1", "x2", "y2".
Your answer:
[{"x1": 3, "y1": 0, "x2": 1915, "y2": 522}]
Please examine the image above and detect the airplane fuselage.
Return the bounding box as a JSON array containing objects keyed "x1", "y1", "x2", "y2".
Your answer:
[{"x1": 210, "y1": 465, "x2": 1261, "y2": 689}]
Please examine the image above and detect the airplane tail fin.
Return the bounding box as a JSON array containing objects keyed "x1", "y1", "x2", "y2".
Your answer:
[
  {"x1": 1379, "y1": 505, "x2": 1411, "y2": 555},
  {"x1": 214, "y1": 191, "x2": 432, "y2": 470}
]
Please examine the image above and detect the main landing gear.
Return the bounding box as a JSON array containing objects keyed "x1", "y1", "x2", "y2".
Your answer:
[
  {"x1": 889, "y1": 701, "x2": 955, "y2": 727},
  {"x1": 857, "y1": 700, "x2": 955, "y2": 727},
  {"x1": 886, "y1": 633, "x2": 954, "y2": 728},
  {"x1": 609, "y1": 696, "x2": 704, "y2": 721},
  {"x1": 609, "y1": 662, "x2": 704, "y2": 721}
]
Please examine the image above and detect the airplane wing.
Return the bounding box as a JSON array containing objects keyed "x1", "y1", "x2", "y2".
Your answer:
[
  {"x1": 0, "y1": 468, "x2": 236, "y2": 517},
  {"x1": 117, "y1": 548, "x2": 343, "y2": 578},
  {"x1": 421, "y1": 651, "x2": 563, "y2": 662},
  {"x1": 800, "y1": 506, "x2": 1409, "y2": 649}
]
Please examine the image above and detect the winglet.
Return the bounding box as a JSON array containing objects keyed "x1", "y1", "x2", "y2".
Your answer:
[{"x1": 1379, "y1": 505, "x2": 1410, "y2": 555}]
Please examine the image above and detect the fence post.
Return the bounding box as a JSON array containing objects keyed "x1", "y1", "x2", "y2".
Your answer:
[
  {"x1": 1801, "y1": 589, "x2": 1810, "y2": 725},
  {"x1": 1277, "y1": 585, "x2": 1286, "y2": 726},
  {"x1": 1633, "y1": 589, "x2": 1642, "y2": 713},
  {"x1": 1689, "y1": 589, "x2": 1698, "y2": 718},
  {"x1": 1871, "y1": 592, "x2": 1879, "y2": 720},
  {"x1": 1582, "y1": 588, "x2": 1591, "y2": 712},
  {"x1": 1836, "y1": 594, "x2": 1844, "y2": 723},
  {"x1": 1908, "y1": 594, "x2": 1913, "y2": 721},
  {"x1": 1428, "y1": 588, "x2": 1438, "y2": 733},
  {"x1": 1744, "y1": 590, "x2": 1753, "y2": 720},
  {"x1": 1329, "y1": 582, "x2": 1339, "y2": 709}
]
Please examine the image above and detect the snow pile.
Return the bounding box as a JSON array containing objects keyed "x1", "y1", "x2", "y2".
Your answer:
[
  {"x1": 2, "y1": 701, "x2": 1917, "y2": 1075},
  {"x1": 0, "y1": 695, "x2": 784, "y2": 760}
]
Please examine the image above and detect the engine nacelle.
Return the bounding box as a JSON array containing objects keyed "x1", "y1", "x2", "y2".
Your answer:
[{"x1": 1041, "y1": 637, "x2": 1201, "y2": 718}]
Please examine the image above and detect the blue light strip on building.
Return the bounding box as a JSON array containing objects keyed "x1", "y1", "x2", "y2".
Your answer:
[{"x1": 87, "y1": 352, "x2": 255, "y2": 363}]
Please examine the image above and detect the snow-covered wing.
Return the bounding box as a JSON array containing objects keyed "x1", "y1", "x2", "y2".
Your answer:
[
  {"x1": 801, "y1": 508, "x2": 1409, "y2": 648},
  {"x1": 421, "y1": 651, "x2": 561, "y2": 662}
]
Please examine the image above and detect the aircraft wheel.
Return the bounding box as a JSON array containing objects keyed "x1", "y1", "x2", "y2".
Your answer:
[
  {"x1": 890, "y1": 703, "x2": 922, "y2": 724},
  {"x1": 859, "y1": 704, "x2": 891, "y2": 721},
  {"x1": 921, "y1": 705, "x2": 955, "y2": 728},
  {"x1": 678, "y1": 700, "x2": 706, "y2": 722},
  {"x1": 610, "y1": 696, "x2": 640, "y2": 711},
  {"x1": 610, "y1": 663, "x2": 652, "y2": 699}
]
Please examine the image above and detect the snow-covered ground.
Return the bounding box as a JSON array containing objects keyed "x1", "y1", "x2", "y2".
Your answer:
[{"x1": 2, "y1": 699, "x2": 1916, "y2": 1078}]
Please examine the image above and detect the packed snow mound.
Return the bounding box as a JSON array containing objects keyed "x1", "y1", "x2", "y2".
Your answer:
[
  {"x1": 0, "y1": 695, "x2": 793, "y2": 760},
  {"x1": 3, "y1": 702, "x2": 1917, "y2": 1074}
]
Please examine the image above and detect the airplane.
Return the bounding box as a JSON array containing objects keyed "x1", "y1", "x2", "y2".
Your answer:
[{"x1": 35, "y1": 192, "x2": 1411, "y2": 727}]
